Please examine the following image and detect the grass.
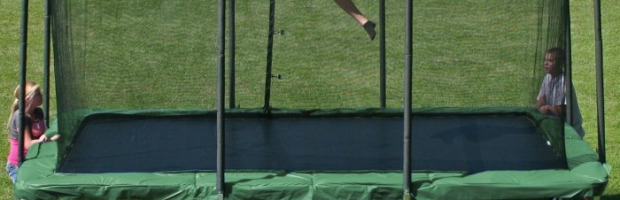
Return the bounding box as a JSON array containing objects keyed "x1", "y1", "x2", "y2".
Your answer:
[
  {"x1": 0, "y1": 0, "x2": 50, "y2": 198},
  {"x1": 571, "y1": 1, "x2": 620, "y2": 199},
  {"x1": 1, "y1": 0, "x2": 619, "y2": 199}
]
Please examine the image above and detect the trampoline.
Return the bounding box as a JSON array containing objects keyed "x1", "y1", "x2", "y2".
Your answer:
[
  {"x1": 16, "y1": 107, "x2": 606, "y2": 199},
  {"x1": 16, "y1": 107, "x2": 608, "y2": 199},
  {"x1": 14, "y1": 0, "x2": 609, "y2": 199},
  {"x1": 57, "y1": 108, "x2": 567, "y2": 173}
]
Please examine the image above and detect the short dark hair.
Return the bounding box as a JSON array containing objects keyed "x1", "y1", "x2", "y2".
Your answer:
[
  {"x1": 32, "y1": 107, "x2": 44, "y2": 120},
  {"x1": 546, "y1": 47, "x2": 565, "y2": 65}
]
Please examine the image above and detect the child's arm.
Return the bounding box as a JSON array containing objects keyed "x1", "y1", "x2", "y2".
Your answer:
[
  {"x1": 40, "y1": 134, "x2": 60, "y2": 142},
  {"x1": 23, "y1": 125, "x2": 43, "y2": 149},
  {"x1": 536, "y1": 95, "x2": 564, "y2": 116},
  {"x1": 42, "y1": 122, "x2": 61, "y2": 142},
  {"x1": 536, "y1": 95, "x2": 547, "y2": 113},
  {"x1": 547, "y1": 105, "x2": 565, "y2": 116}
]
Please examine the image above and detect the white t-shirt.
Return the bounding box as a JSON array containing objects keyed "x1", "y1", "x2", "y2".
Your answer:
[{"x1": 537, "y1": 74, "x2": 585, "y2": 138}]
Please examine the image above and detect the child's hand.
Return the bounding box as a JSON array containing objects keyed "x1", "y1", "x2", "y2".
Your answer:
[
  {"x1": 49, "y1": 134, "x2": 60, "y2": 141},
  {"x1": 39, "y1": 135, "x2": 49, "y2": 143},
  {"x1": 40, "y1": 134, "x2": 60, "y2": 142},
  {"x1": 34, "y1": 137, "x2": 46, "y2": 143},
  {"x1": 538, "y1": 105, "x2": 549, "y2": 114}
]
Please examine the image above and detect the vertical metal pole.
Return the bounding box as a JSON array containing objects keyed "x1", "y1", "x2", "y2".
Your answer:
[
  {"x1": 18, "y1": 0, "x2": 29, "y2": 166},
  {"x1": 379, "y1": 0, "x2": 386, "y2": 108},
  {"x1": 228, "y1": 0, "x2": 236, "y2": 108},
  {"x1": 43, "y1": 0, "x2": 51, "y2": 127},
  {"x1": 564, "y1": 0, "x2": 573, "y2": 127},
  {"x1": 263, "y1": 0, "x2": 276, "y2": 111},
  {"x1": 593, "y1": 0, "x2": 606, "y2": 163},
  {"x1": 216, "y1": 0, "x2": 226, "y2": 198},
  {"x1": 559, "y1": 0, "x2": 571, "y2": 147},
  {"x1": 403, "y1": 0, "x2": 413, "y2": 199}
]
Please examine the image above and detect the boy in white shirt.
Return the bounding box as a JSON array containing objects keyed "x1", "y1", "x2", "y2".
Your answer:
[{"x1": 536, "y1": 47, "x2": 585, "y2": 138}]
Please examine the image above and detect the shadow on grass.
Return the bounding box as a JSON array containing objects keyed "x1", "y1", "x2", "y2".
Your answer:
[{"x1": 603, "y1": 194, "x2": 620, "y2": 200}]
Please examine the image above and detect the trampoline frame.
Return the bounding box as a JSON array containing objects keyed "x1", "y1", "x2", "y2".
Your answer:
[{"x1": 14, "y1": 108, "x2": 608, "y2": 199}]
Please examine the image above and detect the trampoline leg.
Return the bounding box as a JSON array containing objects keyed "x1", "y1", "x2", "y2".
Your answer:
[{"x1": 403, "y1": 190, "x2": 412, "y2": 200}]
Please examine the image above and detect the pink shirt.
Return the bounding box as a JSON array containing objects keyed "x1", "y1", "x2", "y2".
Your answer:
[
  {"x1": 8, "y1": 139, "x2": 26, "y2": 166},
  {"x1": 7, "y1": 111, "x2": 46, "y2": 165},
  {"x1": 31, "y1": 120, "x2": 45, "y2": 139}
]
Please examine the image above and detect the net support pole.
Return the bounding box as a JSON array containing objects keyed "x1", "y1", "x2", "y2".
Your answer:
[
  {"x1": 18, "y1": 0, "x2": 29, "y2": 166},
  {"x1": 565, "y1": 0, "x2": 574, "y2": 128},
  {"x1": 593, "y1": 0, "x2": 606, "y2": 163},
  {"x1": 379, "y1": 0, "x2": 386, "y2": 108},
  {"x1": 263, "y1": 0, "x2": 276, "y2": 111},
  {"x1": 228, "y1": 0, "x2": 236, "y2": 108},
  {"x1": 43, "y1": 0, "x2": 51, "y2": 127},
  {"x1": 216, "y1": 0, "x2": 226, "y2": 198},
  {"x1": 402, "y1": 0, "x2": 413, "y2": 199}
]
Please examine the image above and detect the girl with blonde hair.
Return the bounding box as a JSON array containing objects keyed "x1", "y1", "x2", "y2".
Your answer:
[{"x1": 6, "y1": 81, "x2": 46, "y2": 183}]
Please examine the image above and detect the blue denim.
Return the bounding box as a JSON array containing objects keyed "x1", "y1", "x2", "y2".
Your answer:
[{"x1": 6, "y1": 162, "x2": 18, "y2": 183}]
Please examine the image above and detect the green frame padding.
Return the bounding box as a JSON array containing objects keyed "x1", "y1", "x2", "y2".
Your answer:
[{"x1": 15, "y1": 107, "x2": 609, "y2": 199}]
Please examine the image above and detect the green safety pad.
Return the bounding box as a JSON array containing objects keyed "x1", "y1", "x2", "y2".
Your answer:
[{"x1": 14, "y1": 108, "x2": 608, "y2": 199}]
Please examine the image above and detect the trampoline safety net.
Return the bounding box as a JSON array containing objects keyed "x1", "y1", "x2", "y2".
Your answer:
[
  {"x1": 50, "y1": 0, "x2": 569, "y2": 171},
  {"x1": 52, "y1": 0, "x2": 568, "y2": 111}
]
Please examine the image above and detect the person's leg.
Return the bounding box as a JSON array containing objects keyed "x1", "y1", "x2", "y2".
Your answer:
[
  {"x1": 333, "y1": 0, "x2": 367, "y2": 25},
  {"x1": 6, "y1": 162, "x2": 18, "y2": 183},
  {"x1": 333, "y1": 0, "x2": 376, "y2": 40}
]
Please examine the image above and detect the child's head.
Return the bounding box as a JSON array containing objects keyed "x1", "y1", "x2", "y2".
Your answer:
[
  {"x1": 32, "y1": 107, "x2": 44, "y2": 121},
  {"x1": 544, "y1": 47, "x2": 565, "y2": 76},
  {"x1": 11, "y1": 81, "x2": 42, "y2": 114},
  {"x1": 7, "y1": 81, "x2": 42, "y2": 131}
]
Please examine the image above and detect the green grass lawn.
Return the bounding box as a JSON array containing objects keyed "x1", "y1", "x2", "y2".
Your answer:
[{"x1": 1, "y1": 0, "x2": 619, "y2": 199}]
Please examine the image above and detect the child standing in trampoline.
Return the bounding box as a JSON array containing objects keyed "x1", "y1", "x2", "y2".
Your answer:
[
  {"x1": 536, "y1": 47, "x2": 585, "y2": 138},
  {"x1": 5, "y1": 81, "x2": 47, "y2": 183}
]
